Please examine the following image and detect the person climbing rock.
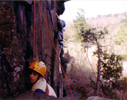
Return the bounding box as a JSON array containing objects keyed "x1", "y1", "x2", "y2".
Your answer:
[
  {"x1": 28, "y1": 60, "x2": 57, "y2": 98},
  {"x1": 58, "y1": 19, "x2": 66, "y2": 56}
]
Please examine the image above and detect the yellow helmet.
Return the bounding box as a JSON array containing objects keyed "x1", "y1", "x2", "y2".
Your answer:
[{"x1": 29, "y1": 60, "x2": 46, "y2": 77}]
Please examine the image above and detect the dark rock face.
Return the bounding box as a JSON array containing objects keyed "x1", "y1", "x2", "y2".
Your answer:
[
  {"x1": 0, "y1": 1, "x2": 26, "y2": 97},
  {"x1": 57, "y1": 1, "x2": 65, "y2": 15},
  {"x1": 4, "y1": 91, "x2": 77, "y2": 100},
  {"x1": 0, "y1": 0, "x2": 66, "y2": 98},
  {"x1": 5, "y1": 91, "x2": 57, "y2": 100}
]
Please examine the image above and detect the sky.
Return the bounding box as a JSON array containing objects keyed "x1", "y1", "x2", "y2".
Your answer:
[{"x1": 60, "y1": 0, "x2": 127, "y2": 21}]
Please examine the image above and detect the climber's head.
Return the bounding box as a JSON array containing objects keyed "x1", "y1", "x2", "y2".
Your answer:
[
  {"x1": 28, "y1": 60, "x2": 46, "y2": 83},
  {"x1": 60, "y1": 20, "x2": 66, "y2": 28}
]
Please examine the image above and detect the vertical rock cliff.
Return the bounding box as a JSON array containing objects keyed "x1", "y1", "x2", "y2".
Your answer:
[{"x1": 0, "y1": 0, "x2": 67, "y2": 98}]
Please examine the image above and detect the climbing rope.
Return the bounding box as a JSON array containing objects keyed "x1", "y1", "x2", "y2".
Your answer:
[
  {"x1": 36, "y1": 0, "x2": 74, "y2": 98},
  {"x1": 33, "y1": 0, "x2": 36, "y2": 61}
]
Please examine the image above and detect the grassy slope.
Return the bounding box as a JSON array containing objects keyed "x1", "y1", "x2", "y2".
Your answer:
[{"x1": 63, "y1": 13, "x2": 127, "y2": 99}]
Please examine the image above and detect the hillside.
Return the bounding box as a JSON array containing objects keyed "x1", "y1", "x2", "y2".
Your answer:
[
  {"x1": 86, "y1": 13, "x2": 127, "y2": 77},
  {"x1": 63, "y1": 12, "x2": 127, "y2": 99}
]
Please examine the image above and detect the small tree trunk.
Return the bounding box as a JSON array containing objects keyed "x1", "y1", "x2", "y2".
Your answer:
[{"x1": 95, "y1": 40, "x2": 101, "y2": 96}]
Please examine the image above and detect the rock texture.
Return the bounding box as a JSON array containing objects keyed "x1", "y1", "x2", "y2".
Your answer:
[
  {"x1": 5, "y1": 91, "x2": 77, "y2": 100},
  {"x1": 0, "y1": 0, "x2": 67, "y2": 99},
  {"x1": 86, "y1": 96, "x2": 112, "y2": 100}
]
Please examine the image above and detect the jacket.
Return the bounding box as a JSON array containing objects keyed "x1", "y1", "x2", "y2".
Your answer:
[{"x1": 31, "y1": 78, "x2": 57, "y2": 98}]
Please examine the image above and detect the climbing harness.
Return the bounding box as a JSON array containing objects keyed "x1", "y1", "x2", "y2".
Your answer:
[{"x1": 45, "y1": 83, "x2": 49, "y2": 95}]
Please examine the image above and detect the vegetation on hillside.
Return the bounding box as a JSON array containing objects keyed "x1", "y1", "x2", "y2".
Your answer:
[
  {"x1": 113, "y1": 26, "x2": 127, "y2": 45},
  {"x1": 63, "y1": 9, "x2": 127, "y2": 99},
  {"x1": 73, "y1": 9, "x2": 89, "y2": 43},
  {"x1": 93, "y1": 48, "x2": 123, "y2": 99},
  {"x1": 113, "y1": 13, "x2": 127, "y2": 59}
]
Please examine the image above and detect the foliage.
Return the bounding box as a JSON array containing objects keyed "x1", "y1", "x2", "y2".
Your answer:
[
  {"x1": 120, "y1": 54, "x2": 127, "y2": 60},
  {"x1": 113, "y1": 26, "x2": 127, "y2": 45},
  {"x1": 73, "y1": 8, "x2": 109, "y2": 45},
  {"x1": 100, "y1": 84, "x2": 117, "y2": 99},
  {"x1": 121, "y1": 12, "x2": 127, "y2": 26},
  {"x1": 73, "y1": 8, "x2": 89, "y2": 42},
  {"x1": 118, "y1": 77, "x2": 127, "y2": 92},
  {"x1": 68, "y1": 9, "x2": 126, "y2": 99},
  {"x1": 89, "y1": 78, "x2": 96, "y2": 90},
  {"x1": 94, "y1": 48, "x2": 123, "y2": 82},
  {"x1": 88, "y1": 78, "x2": 117, "y2": 99},
  {"x1": 106, "y1": 14, "x2": 112, "y2": 17},
  {"x1": 93, "y1": 48, "x2": 123, "y2": 98},
  {"x1": 114, "y1": 13, "x2": 127, "y2": 45},
  {"x1": 81, "y1": 27, "x2": 108, "y2": 44}
]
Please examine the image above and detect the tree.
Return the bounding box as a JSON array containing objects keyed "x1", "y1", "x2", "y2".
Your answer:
[
  {"x1": 93, "y1": 48, "x2": 123, "y2": 98},
  {"x1": 73, "y1": 8, "x2": 123, "y2": 98},
  {"x1": 73, "y1": 8, "x2": 89, "y2": 42},
  {"x1": 81, "y1": 28, "x2": 109, "y2": 96},
  {"x1": 78, "y1": 23, "x2": 109, "y2": 94},
  {"x1": 94, "y1": 49, "x2": 123, "y2": 82},
  {"x1": 73, "y1": 9, "x2": 109, "y2": 96}
]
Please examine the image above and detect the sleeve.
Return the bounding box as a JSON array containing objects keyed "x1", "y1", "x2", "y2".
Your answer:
[{"x1": 35, "y1": 89, "x2": 45, "y2": 94}]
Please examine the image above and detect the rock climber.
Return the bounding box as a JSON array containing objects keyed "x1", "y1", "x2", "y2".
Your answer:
[{"x1": 28, "y1": 60, "x2": 57, "y2": 98}]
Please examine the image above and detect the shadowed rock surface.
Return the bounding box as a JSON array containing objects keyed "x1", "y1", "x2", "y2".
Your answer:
[
  {"x1": 4, "y1": 91, "x2": 77, "y2": 100},
  {"x1": 3, "y1": 91, "x2": 112, "y2": 100},
  {"x1": 0, "y1": 0, "x2": 67, "y2": 98}
]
